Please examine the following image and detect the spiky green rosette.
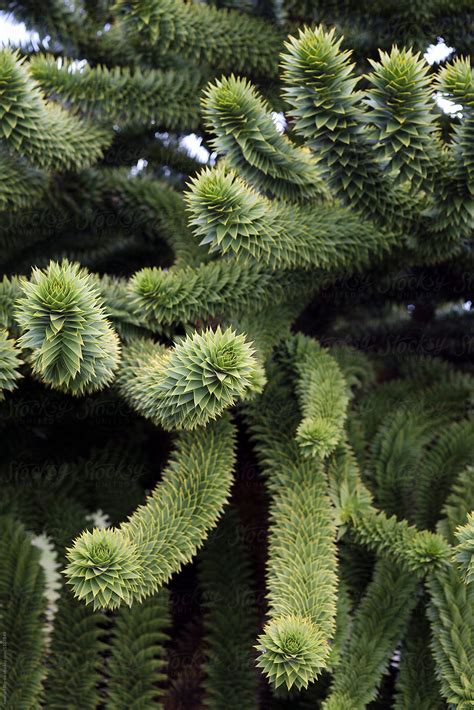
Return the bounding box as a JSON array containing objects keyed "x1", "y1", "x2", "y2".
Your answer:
[
  {"x1": 64, "y1": 528, "x2": 145, "y2": 610},
  {"x1": 202, "y1": 75, "x2": 327, "y2": 201},
  {"x1": 156, "y1": 326, "x2": 265, "y2": 427},
  {"x1": 15, "y1": 260, "x2": 121, "y2": 395},
  {"x1": 256, "y1": 615, "x2": 328, "y2": 691},
  {"x1": 0, "y1": 329, "x2": 22, "y2": 399},
  {"x1": 118, "y1": 327, "x2": 264, "y2": 430},
  {"x1": 365, "y1": 47, "x2": 435, "y2": 185},
  {"x1": 454, "y1": 512, "x2": 474, "y2": 585},
  {"x1": 297, "y1": 418, "x2": 343, "y2": 459},
  {"x1": 186, "y1": 166, "x2": 273, "y2": 259},
  {"x1": 280, "y1": 26, "x2": 417, "y2": 229},
  {"x1": 65, "y1": 417, "x2": 236, "y2": 609}
]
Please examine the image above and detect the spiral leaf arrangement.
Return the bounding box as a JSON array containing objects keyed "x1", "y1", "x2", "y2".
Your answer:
[
  {"x1": 364, "y1": 47, "x2": 435, "y2": 184},
  {"x1": 64, "y1": 416, "x2": 236, "y2": 609},
  {"x1": 118, "y1": 326, "x2": 265, "y2": 430},
  {"x1": 280, "y1": 27, "x2": 417, "y2": 228},
  {"x1": 186, "y1": 166, "x2": 394, "y2": 271},
  {"x1": 246, "y1": 372, "x2": 339, "y2": 691},
  {"x1": 15, "y1": 260, "x2": 121, "y2": 395},
  {"x1": 115, "y1": 0, "x2": 282, "y2": 77},
  {"x1": 256, "y1": 615, "x2": 330, "y2": 691},
  {"x1": 202, "y1": 75, "x2": 327, "y2": 201},
  {"x1": 2, "y1": 5, "x2": 474, "y2": 707},
  {"x1": 129, "y1": 260, "x2": 303, "y2": 327}
]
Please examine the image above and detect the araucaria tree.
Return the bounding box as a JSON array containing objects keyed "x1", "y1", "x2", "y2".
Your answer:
[{"x1": 1, "y1": 0, "x2": 473, "y2": 707}]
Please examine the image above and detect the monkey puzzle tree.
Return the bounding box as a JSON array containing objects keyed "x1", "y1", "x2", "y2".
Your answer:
[{"x1": 0, "y1": 0, "x2": 473, "y2": 707}]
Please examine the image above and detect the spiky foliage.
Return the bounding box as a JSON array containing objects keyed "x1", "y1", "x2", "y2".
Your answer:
[
  {"x1": 115, "y1": 0, "x2": 282, "y2": 77},
  {"x1": 186, "y1": 167, "x2": 395, "y2": 270},
  {"x1": 393, "y1": 608, "x2": 445, "y2": 710},
  {"x1": 369, "y1": 402, "x2": 447, "y2": 519},
  {"x1": 286, "y1": 335, "x2": 349, "y2": 459},
  {"x1": 0, "y1": 149, "x2": 47, "y2": 211},
  {"x1": 364, "y1": 47, "x2": 436, "y2": 184},
  {"x1": 64, "y1": 416, "x2": 236, "y2": 609},
  {"x1": 0, "y1": 49, "x2": 110, "y2": 171},
  {"x1": 415, "y1": 421, "x2": 474, "y2": 530},
  {"x1": 454, "y1": 513, "x2": 474, "y2": 586},
  {"x1": 0, "y1": 329, "x2": 22, "y2": 399},
  {"x1": 29, "y1": 56, "x2": 204, "y2": 131},
  {"x1": 323, "y1": 560, "x2": 418, "y2": 709},
  {"x1": 118, "y1": 327, "x2": 264, "y2": 430},
  {"x1": 427, "y1": 567, "x2": 474, "y2": 708},
  {"x1": 42, "y1": 500, "x2": 107, "y2": 710},
  {"x1": 248, "y1": 372, "x2": 339, "y2": 690},
  {"x1": 106, "y1": 589, "x2": 170, "y2": 708},
  {"x1": 431, "y1": 57, "x2": 474, "y2": 241},
  {"x1": 327, "y1": 444, "x2": 452, "y2": 574},
  {"x1": 280, "y1": 27, "x2": 417, "y2": 229},
  {"x1": 202, "y1": 75, "x2": 327, "y2": 201},
  {"x1": 1, "y1": 3, "x2": 474, "y2": 707},
  {"x1": 439, "y1": 467, "x2": 474, "y2": 544},
  {"x1": 15, "y1": 260, "x2": 121, "y2": 395},
  {"x1": 426, "y1": 472, "x2": 474, "y2": 708},
  {"x1": 0, "y1": 516, "x2": 46, "y2": 709},
  {"x1": 45, "y1": 591, "x2": 107, "y2": 710},
  {"x1": 329, "y1": 345, "x2": 376, "y2": 393},
  {"x1": 129, "y1": 261, "x2": 315, "y2": 327},
  {"x1": 199, "y1": 509, "x2": 259, "y2": 708}
]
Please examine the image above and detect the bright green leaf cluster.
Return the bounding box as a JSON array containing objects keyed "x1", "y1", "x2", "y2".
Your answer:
[
  {"x1": 130, "y1": 260, "x2": 296, "y2": 326},
  {"x1": 186, "y1": 166, "x2": 395, "y2": 270},
  {"x1": 280, "y1": 27, "x2": 418, "y2": 229},
  {"x1": 256, "y1": 614, "x2": 329, "y2": 691},
  {"x1": 203, "y1": 75, "x2": 327, "y2": 201},
  {"x1": 15, "y1": 260, "x2": 121, "y2": 395},
  {"x1": 118, "y1": 327, "x2": 264, "y2": 430},
  {"x1": 247, "y1": 372, "x2": 339, "y2": 690},
  {"x1": 365, "y1": 47, "x2": 436, "y2": 184},
  {"x1": 64, "y1": 416, "x2": 236, "y2": 609},
  {"x1": 287, "y1": 335, "x2": 349, "y2": 458}
]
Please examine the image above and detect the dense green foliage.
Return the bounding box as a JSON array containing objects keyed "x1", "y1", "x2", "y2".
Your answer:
[{"x1": 0, "y1": 0, "x2": 473, "y2": 707}]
